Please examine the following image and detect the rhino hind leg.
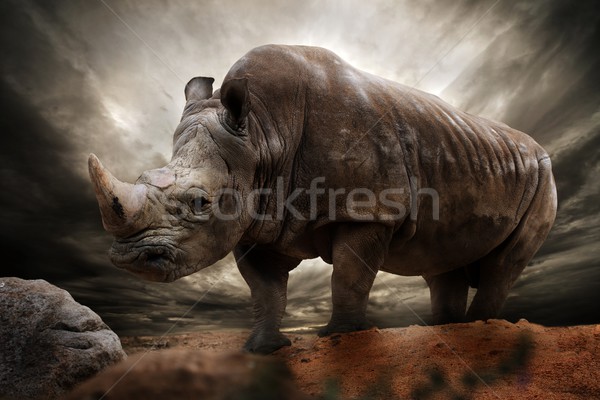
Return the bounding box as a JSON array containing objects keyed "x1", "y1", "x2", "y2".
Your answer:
[
  {"x1": 234, "y1": 245, "x2": 301, "y2": 354},
  {"x1": 466, "y1": 158, "x2": 557, "y2": 321},
  {"x1": 425, "y1": 268, "x2": 470, "y2": 324},
  {"x1": 318, "y1": 223, "x2": 394, "y2": 337},
  {"x1": 465, "y1": 247, "x2": 528, "y2": 321}
]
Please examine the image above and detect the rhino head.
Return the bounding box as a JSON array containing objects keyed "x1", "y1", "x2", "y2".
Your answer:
[{"x1": 89, "y1": 77, "x2": 255, "y2": 282}]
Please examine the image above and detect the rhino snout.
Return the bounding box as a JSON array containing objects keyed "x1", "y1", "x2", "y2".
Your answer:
[{"x1": 109, "y1": 239, "x2": 179, "y2": 282}]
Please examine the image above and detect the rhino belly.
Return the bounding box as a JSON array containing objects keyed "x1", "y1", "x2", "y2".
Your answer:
[{"x1": 381, "y1": 211, "x2": 517, "y2": 277}]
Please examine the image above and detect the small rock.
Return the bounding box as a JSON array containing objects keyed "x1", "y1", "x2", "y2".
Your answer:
[
  {"x1": 485, "y1": 319, "x2": 515, "y2": 328},
  {"x1": 65, "y1": 350, "x2": 308, "y2": 399},
  {"x1": 152, "y1": 339, "x2": 170, "y2": 349},
  {"x1": 0, "y1": 278, "x2": 126, "y2": 399}
]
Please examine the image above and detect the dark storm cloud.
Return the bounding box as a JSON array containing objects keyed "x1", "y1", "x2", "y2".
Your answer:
[
  {"x1": 0, "y1": 80, "x2": 99, "y2": 279},
  {"x1": 1, "y1": 0, "x2": 173, "y2": 178},
  {"x1": 1, "y1": 0, "x2": 598, "y2": 335},
  {"x1": 441, "y1": 1, "x2": 600, "y2": 142}
]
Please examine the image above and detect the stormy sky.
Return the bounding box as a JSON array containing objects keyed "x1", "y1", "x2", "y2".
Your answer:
[{"x1": 1, "y1": 0, "x2": 598, "y2": 336}]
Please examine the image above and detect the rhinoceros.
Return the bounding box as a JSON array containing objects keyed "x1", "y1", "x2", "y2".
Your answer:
[{"x1": 89, "y1": 44, "x2": 557, "y2": 354}]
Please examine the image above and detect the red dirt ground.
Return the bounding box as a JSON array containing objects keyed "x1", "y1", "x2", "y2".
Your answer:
[{"x1": 120, "y1": 319, "x2": 600, "y2": 399}]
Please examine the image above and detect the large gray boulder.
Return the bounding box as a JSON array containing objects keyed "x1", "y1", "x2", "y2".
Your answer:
[{"x1": 0, "y1": 278, "x2": 126, "y2": 399}]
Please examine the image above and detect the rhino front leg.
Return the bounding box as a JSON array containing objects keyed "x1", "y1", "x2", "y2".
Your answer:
[
  {"x1": 234, "y1": 245, "x2": 301, "y2": 354},
  {"x1": 318, "y1": 224, "x2": 393, "y2": 337}
]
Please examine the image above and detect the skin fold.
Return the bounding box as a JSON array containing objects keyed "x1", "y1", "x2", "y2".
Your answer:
[{"x1": 89, "y1": 45, "x2": 557, "y2": 354}]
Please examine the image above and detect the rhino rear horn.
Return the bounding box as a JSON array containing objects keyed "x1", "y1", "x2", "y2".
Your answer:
[
  {"x1": 88, "y1": 154, "x2": 148, "y2": 236},
  {"x1": 184, "y1": 77, "x2": 215, "y2": 101},
  {"x1": 221, "y1": 77, "x2": 250, "y2": 130}
]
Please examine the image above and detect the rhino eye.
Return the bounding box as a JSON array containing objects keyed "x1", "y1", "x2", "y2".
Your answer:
[
  {"x1": 183, "y1": 188, "x2": 211, "y2": 215},
  {"x1": 191, "y1": 196, "x2": 211, "y2": 214}
]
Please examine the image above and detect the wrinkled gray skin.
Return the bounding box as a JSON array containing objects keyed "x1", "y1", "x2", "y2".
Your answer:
[{"x1": 89, "y1": 45, "x2": 557, "y2": 354}]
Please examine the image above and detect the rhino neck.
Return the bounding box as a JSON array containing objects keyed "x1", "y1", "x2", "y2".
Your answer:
[
  {"x1": 221, "y1": 47, "x2": 319, "y2": 245},
  {"x1": 240, "y1": 98, "x2": 309, "y2": 245}
]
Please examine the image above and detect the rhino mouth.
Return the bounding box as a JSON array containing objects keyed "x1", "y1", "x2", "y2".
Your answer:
[{"x1": 109, "y1": 237, "x2": 179, "y2": 281}]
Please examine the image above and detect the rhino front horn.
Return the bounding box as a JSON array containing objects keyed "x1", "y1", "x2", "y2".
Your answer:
[{"x1": 88, "y1": 154, "x2": 148, "y2": 236}]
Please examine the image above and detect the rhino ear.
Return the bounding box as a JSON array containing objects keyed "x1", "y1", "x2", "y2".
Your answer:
[
  {"x1": 221, "y1": 78, "x2": 250, "y2": 130},
  {"x1": 185, "y1": 77, "x2": 215, "y2": 101}
]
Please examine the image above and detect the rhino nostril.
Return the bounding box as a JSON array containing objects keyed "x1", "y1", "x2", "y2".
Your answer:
[
  {"x1": 142, "y1": 248, "x2": 173, "y2": 264},
  {"x1": 146, "y1": 253, "x2": 166, "y2": 263}
]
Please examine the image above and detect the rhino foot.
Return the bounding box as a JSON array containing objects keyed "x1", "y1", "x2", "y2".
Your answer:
[
  {"x1": 243, "y1": 331, "x2": 291, "y2": 354},
  {"x1": 317, "y1": 320, "x2": 375, "y2": 337}
]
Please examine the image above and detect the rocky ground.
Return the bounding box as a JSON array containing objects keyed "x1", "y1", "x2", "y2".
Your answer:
[{"x1": 120, "y1": 320, "x2": 600, "y2": 399}]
